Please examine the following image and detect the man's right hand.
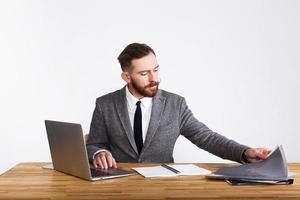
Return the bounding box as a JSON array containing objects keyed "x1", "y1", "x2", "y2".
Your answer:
[{"x1": 93, "y1": 151, "x2": 117, "y2": 169}]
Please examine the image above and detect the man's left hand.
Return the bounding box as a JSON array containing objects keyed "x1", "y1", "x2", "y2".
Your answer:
[{"x1": 244, "y1": 148, "x2": 272, "y2": 163}]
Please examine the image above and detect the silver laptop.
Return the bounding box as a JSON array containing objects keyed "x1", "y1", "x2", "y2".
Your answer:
[{"x1": 45, "y1": 120, "x2": 134, "y2": 181}]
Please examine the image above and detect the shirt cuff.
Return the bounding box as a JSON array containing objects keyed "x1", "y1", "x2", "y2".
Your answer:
[{"x1": 92, "y1": 149, "x2": 110, "y2": 160}]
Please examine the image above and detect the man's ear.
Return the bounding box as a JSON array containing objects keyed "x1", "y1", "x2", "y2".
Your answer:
[{"x1": 121, "y1": 72, "x2": 131, "y2": 84}]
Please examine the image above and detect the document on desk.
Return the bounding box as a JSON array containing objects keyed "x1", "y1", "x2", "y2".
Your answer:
[
  {"x1": 132, "y1": 164, "x2": 211, "y2": 178},
  {"x1": 206, "y1": 145, "x2": 294, "y2": 185}
]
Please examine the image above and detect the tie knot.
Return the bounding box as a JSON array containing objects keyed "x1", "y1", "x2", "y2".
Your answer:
[{"x1": 136, "y1": 101, "x2": 141, "y2": 106}]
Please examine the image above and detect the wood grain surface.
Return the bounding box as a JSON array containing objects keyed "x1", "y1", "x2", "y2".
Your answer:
[{"x1": 0, "y1": 162, "x2": 299, "y2": 200}]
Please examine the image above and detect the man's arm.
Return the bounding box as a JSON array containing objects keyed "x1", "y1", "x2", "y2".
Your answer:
[
  {"x1": 179, "y1": 97, "x2": 249, "y2": 163},
  {"x1": 86, "y1": 100, "x2": 117, "y2": 169}
]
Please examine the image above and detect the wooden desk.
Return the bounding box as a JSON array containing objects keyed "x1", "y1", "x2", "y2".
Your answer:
[{"x1": 0, "y1": 163, "x2": 299, "y2": 200}]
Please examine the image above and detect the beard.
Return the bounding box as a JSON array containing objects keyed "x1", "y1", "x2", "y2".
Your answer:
[{"x1": 131, "y1": 79, "x2": 160, "y2": 97}]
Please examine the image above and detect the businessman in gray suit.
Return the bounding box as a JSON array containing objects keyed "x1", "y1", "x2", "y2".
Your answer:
[{"x1": 87, "y1": 43, "x2": 271, "y2": 169}]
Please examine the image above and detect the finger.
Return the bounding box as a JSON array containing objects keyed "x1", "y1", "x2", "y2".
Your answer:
[
  {"x1": 96, "y1": 155, "x2": 104, "y2": 169},
  {"x1": 93, "y1": 159, "x2": 98, "y2": 169},
  {"x1": 112, "y1": 158, "x2": 117, "y2": 168},
  {"x1": 258, "y1": 148, "x2": 271, "y2": 159},
  {"x1": 259, "y1": 149, "x2": 268, "y2": 159},
  {"x1": 262, "y1": 148, "x2": 272, "y2": 156},
  {"x1": 247, "y1": 158, "x2": 259, "y2": 163},
  {"x1": 106, "y1": 154, "x2": 113, "y2": 168},
  {"x1": 100, "y1": 153, "x2": 108, "y2": 169}
]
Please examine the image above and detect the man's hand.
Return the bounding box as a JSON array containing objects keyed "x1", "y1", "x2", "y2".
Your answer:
[
  {"x1": 93, "y1": 151, "x2": 117, "y2": 169},
  {"x1": 244, "y1": 148, "x2": 272, "y2": 163}
]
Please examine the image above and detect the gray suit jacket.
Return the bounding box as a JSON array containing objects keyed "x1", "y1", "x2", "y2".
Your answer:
[{"x1": 86, "y1": 86, "x2": 249, "y2": 163}]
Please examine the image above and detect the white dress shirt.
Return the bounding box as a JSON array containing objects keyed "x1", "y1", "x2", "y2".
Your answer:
[{"x1": 125, "y1": 86, "x2": 152, "y2": 143}]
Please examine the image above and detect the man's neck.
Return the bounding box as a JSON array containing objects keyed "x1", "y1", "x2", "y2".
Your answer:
[{"x1": 127, "y1": 84, "x2": 144, "y2": 100}]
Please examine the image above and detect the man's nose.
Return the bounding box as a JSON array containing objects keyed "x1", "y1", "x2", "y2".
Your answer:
[{"x1": 148, "y1": 71, "x2": 158, "y2": 82}]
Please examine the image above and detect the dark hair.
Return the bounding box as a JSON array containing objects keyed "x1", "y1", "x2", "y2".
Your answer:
[{"x1": 118, "y1": 43, "x2": 156, "y2": 71}]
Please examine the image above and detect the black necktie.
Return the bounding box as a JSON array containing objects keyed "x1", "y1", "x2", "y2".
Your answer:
[{"x1": 134, "y1": 101, "x2": 143, "y2": 154}]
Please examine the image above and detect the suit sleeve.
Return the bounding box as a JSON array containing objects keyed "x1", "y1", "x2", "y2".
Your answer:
[
  {"x1": 179, "y1": 98, "x2": 249, "y2": 163},
  {"x1": 86, "y1": 100, "x2": 110, "y2": 162}
]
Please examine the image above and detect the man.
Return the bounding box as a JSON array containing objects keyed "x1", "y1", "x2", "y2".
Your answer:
[{"x1": 87, "y1": 43, "x2": 271, "y2": 169}]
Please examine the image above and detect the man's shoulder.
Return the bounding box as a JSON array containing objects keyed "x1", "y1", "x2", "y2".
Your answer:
[
  {"x1": 158, "y1": 89, "x2": 184, "y2": 102},
  {"x1": 95, "y1": 88, "x2": 124, "y2": 104}
]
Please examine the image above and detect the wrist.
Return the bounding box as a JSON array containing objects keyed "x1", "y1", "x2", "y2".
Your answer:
[{"x1": 242, "y1": 148, "x2": 250, "y2": 163}]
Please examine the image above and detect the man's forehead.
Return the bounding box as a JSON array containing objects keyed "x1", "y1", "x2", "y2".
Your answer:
[{"x1": 131, "y1": 53, "x2": 158, "y2": 71}]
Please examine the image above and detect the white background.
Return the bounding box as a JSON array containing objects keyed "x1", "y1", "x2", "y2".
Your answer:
[{"x1": 0, "y1": 0, "x2": 299, "y2": 174}]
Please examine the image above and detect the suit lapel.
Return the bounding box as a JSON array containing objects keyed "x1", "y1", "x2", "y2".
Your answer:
[
  {"x1": 142, "y1": 90, "x2": 166, "y2": 154},
  {"x1": 115, "y1": 87, "x2": 139, "y2": 155}
]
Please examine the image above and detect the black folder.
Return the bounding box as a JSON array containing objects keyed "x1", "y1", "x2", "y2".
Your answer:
[{"x1": 206, "y1": 146, "x2": 294, "y2": 185}]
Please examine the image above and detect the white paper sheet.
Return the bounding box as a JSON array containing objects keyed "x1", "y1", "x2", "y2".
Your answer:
[{"x1": 133, "y1": 164, "x2": 211, "y2": 178}]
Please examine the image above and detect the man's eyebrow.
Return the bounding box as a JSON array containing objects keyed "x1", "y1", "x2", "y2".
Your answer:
[{"x1": 139, "y1": 65, "x2": 159, "y2": 73}]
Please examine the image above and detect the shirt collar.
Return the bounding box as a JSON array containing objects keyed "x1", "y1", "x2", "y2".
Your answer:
[{"x1": 126, "y1": 86, "x2": 152, "y2": 110}]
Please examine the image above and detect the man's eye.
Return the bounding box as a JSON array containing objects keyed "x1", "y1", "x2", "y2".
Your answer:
[{"x1": 140, "y1": 72, "x2": 148, "y2": 76}]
